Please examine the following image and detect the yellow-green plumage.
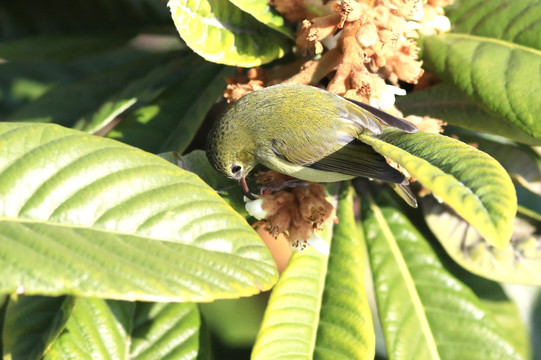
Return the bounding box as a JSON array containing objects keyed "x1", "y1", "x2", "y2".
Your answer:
[{"x1": 206, "y1": 83, "x2": 418, "y2": 205}]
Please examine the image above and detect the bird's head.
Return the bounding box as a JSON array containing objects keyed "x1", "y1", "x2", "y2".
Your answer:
[{"x1": 206, "y1": 115, "x2": 257, "y2": 199}]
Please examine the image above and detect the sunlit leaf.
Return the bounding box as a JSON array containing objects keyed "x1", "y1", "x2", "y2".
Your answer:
[
  {"x1": 361, "y1": 190, "x2": 524, "y2": 360},
  {"x1": 253, "y1": 185, "x2": 375, "y2": 359},
  {"x1": 421, "y1": 33, "x2": 541, "y2": 138},
  {"x1": 359, "y1": 129, "x2": 516, "y2": 247},
  {"x1": 395, "y1": 84, "x2": 541, "y2": 145},
  {"x1": 446, "y1": 0, "x2": 541, "y2": 50},
  {"x1": 229, "y1": 0, "x2": 294, "y2": 38},
  {"x1": 0, "y1": 123, "x2": 277, "y2": 301},
  {"x1": 46, "y1": 299, "x2": 206, "y2": 359},
  {"x1": 168, "y1": 0, "x2": 289, "y2": 67}
]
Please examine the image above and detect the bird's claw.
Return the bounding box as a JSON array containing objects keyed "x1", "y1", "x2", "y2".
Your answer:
[{"x1": 259, "y1": 179, "x2": 309, "y2": 194}]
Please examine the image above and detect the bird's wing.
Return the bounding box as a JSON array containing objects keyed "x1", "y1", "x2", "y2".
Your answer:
[
  {"x1": 269, "y1": 132, "x2": 406, "y2": 184},
  {"x1": 345, "y1": 98, "x2": 418, "y2": 133}
]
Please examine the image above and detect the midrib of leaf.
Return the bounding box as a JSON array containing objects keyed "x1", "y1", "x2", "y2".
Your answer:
[
  {"x1": 432, "y1": 32, "x2": 541, "y2": 55},
  {"x1": 368, "y1": 197, "x2": 440, "y2": 360}
]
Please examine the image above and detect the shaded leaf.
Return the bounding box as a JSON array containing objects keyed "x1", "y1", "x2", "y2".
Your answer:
[
  {"x1": 359, "y1": 129, "x2": 516, "y2": 247},
  {"x1": 360, "y1": 189, "x2": 523, "y2": 360},
  {"x1": 0, "y1": 35, "x2": 132, "y2": 61},
  {"x1": 168, "y1": 0, "x2": 289, "y2": 67},
  {"x1": 395, "y1": 84, "x2": 541, "y2": 145},
  {"x1": 107, "y1": 63, "x2": 231, "y2": 153},
  {"x1": 0, "y1": 41, "x2": 172, "y2": 118},
  {"x1": 0, "y1": 0, "x2": 170, "y2": 40},
  {"x1": 253, "y1": 184, "x2": 375, "y2": 359},
  {"x1": 73, "y1": 56, "x2": 193, "y2": 134},
  {"x1": 446, "y1": 0, "x2": 541, "y2": 50},
  {"x1": 532, "y1": 291, "x2": 541, "y2": 360},
  {"x1": 6, "y1": 52, "x2": 185, "y2": 127},
  {"x1": 46, "y1": 299, "x2": 206, "y2": 359},
  {"x1": 0, "y1": 123, "x2": 277, "y2": 300},
  {"x1": 199, "y1": 296, "x2": 267, "y2": 347},
  {"x1": 2, "y1": 296, "x2": 74, "y2": 360},
  {"x1": 422, "y1": 195, "x2": 541, "y2": 286},
  {"x1": 421, "y1": 33, "x2": 541, "y2": 138}
]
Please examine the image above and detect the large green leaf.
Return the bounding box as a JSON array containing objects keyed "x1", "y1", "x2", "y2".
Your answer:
[
  {"x1": 252, "y1": 184, "x2": 375, "y2": 359},
  {"x1": 395, "y1": 84, "x2": 541, "y2": 145},
  {"x1": 6, "y1": 52, "x2": 185, "y2": 127},
  {"x1": 359, "y1": 130, "x2": 516, "y2": 247},
  {"x1": 107, "y1": 63, "x2": 231, "y2": 153},
  {"x1": 445, "y1": 0, "x2": 541, "y2": 50},
  {"x1": 168, "y1": 0, "x2": 289, "y2": 67},
  {"x1": 421, "y1": 33, "x2": 541, "y2": 138},
  {"x1": 421, "y1": 195, "x2": 541, "y2": 286},
  {"x1": 0, "y1": 123, "x2": 277, "y2": 300},
  {"x1": 45, "y1": 299, "x2": 208, "y2": 359},
  {"x1": 166, "y1": 150, "x2": 247, "y2": 216},
  {"x1": 361, "y1": 190, "x2": 524, "y2": 360},
  {"x1": 443, "y1": 127, "x2": 541, "y2": 195},
  {"x1": 2, "y1": 296, "x2": 75, "y2": 360}
]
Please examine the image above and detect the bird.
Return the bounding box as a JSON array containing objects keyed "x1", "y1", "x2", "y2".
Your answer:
[{"x1": 206, "y1": 83, "x2": 418, "y2": 207}]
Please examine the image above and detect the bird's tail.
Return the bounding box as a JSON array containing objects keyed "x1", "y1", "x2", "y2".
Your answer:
[{"x1": 390, "y1": 183, "x2": 418, "y2": 208}]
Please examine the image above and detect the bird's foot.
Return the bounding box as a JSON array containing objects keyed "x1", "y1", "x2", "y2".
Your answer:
[{"x1": 260, "y1": 179, "x2": 309, "y2": 194}]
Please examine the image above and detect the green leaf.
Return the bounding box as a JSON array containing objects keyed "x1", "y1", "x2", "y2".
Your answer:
[
  {"x1": 73, "y1": 56, "x2": 193, "y2": 134},
  {"x1": 168, "y1": 0, "x2": 289, "y2": 67},
  {"x1": 252, "y1": 184, "x2": 375, "y2": 359},
  {"x1": 395, "y1": 84, "x2": 541, "y2": 145},
  {"x1": 421, "y1": 195, "x2": 541, "y2": 286},
  {"x1": 168, "y1": 150, "x2": 248, "y2": 216},
  {"x1": 532, "y1": 291, "x2": 541, "y2": 359},
  {"x1": 359, "y1": 129, "x2": 516, "y2": 247},
  {"x1": 229, "y1": 0, "x2": 294, "y2": 38},
  {"x1": 199, "y1": 296, "x2": 267, "y2": 347},
  {"x1": 0, "y1": 35, "x2": 132, "y2": 61},
  {"x1": 360, "y1": 190, "x2": 524, "y2": 360},
  {"x1": 6, "y1": 52, "x2": 185, "y2": 127},
  {"x1": 421, "y1": 33, "x2": 541, "y2": 138},
  {"x1": 107, "y1": 63, "x2": 231, "y2": 153},
  {"x1": 2, "y1": 296, "x2": 75, "y2": 360},
  {"x1": 446, "y1": 0, "x2": 541, "y2": 50},
  {"x1": 0, "y1": 123, "x2": 277, "y2": 300},
  {"x1": 443, "y1": 127, "x2": 541, "y2": 194},
  {"x1": 46, "y1": 299, "x2": 206, "y2": 359},
  {"x1": 0, "y1": 0, "x2": 170, "y2": 40}
]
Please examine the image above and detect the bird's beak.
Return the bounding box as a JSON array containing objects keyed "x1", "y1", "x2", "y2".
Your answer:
[{"x1": 238, "y1": 176, "x2": 256, "y2": 200}]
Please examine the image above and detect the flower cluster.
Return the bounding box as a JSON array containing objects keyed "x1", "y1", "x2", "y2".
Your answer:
[{"x1": 245, "y1": 171, "x2": 335, "y2": 254}]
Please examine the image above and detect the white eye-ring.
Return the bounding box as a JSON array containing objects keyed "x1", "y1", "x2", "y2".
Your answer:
[{"x1": 231, "y1": 165, "x2": 242, "y2": 174}]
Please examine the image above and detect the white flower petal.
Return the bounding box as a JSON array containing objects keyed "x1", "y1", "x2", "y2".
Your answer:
[
  {"x1": 245, "y1": 198, "x2": 267, "y2": 220},
  {"x1": 307, "y1": 232, "x2": 330, "y2": 255}
]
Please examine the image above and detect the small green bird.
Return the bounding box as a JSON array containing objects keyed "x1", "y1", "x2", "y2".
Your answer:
[{"x1": 206, "y1": 83, "x2": 418, "y2": 206}]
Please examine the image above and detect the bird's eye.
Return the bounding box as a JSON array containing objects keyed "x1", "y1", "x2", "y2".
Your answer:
[{"x1": 231, "y1": 165, "x2": 242, "y2": 174}]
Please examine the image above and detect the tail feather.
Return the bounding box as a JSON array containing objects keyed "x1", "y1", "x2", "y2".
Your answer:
[{"x1": 390, "y1": 183, "x2": 418, "y2": 208}]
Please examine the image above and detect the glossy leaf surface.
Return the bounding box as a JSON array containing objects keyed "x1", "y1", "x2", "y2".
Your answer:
[
  {"x1": 361, "y1": 191, "x2": 523, "y2": 360},
  {"x1": 0, "y1": 123, "x2": 277, "y2": 300},
  {"x1": 359, "y1": 130, "x2": 516, "y2": 247},
  {"x1": 253, "y1": 185, "x2": 375, "y2": 359},
  {"x1": 168, "y1": 0, "x2": 289, "y2": 66}
]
